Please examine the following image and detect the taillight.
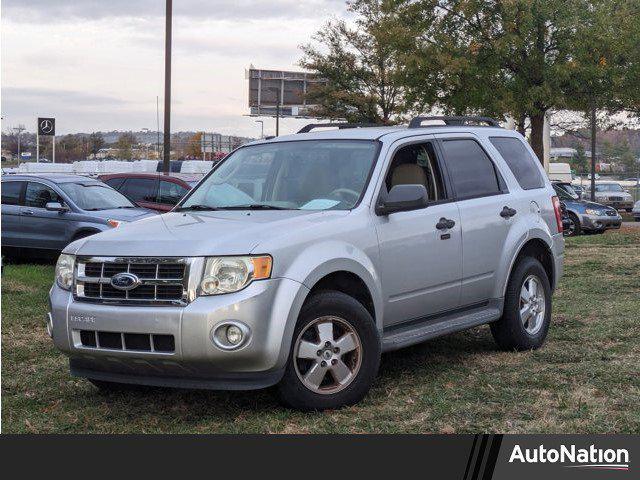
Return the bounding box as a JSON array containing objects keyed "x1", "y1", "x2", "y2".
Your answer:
[{"x1": 552, "y1": 196, "x2": 563, "y2": 233}]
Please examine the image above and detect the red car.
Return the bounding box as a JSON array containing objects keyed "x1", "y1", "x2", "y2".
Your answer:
[{"x1": 98, "y1": 173, "x2": 201, "y2": 212}]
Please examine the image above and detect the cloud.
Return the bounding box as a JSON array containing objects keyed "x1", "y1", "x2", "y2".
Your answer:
[{"x1": 3, "y1": 0, "x2": 345, "y2": 23}]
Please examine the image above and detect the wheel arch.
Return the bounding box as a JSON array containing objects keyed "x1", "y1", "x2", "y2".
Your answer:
[{"x1": 502, "y1": 236, "x2": 556, "y2": 296}]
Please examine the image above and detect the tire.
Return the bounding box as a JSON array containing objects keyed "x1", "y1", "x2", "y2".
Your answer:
[
  {"x1": 277, "y1": 291, "x2": 381, "y2": 411},
  {"x1": 564, "y1": 213, "x2": 581, "y2": 237},
  {"x1": 491, "y1": 256, "x2": 552, "y2": 351}
]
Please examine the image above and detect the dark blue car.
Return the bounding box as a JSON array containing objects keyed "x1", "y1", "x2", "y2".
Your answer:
[
  {"x1": 1, "y1": 174, "x2": 154, "y2": 258},
  {"x1": 552, "y1": 183, "x2": 622, "y2": 237}
]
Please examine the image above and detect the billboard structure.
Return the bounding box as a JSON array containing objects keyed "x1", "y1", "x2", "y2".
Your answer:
[{"x1": 247, "y1": 68, "x2": 326, "y2": 118}]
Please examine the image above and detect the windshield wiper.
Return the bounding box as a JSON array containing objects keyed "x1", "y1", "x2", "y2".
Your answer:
[
  {"x1": 217, "y1": 204, "x2": 293, "y2": 210},
  {"x1": 175, "y1": 204, "x2": 220, "y2": 212}
]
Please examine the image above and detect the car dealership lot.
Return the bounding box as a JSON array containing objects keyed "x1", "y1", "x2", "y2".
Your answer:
[{"x1": 2, "y1": 228, "x2": 639, "y2": 434}]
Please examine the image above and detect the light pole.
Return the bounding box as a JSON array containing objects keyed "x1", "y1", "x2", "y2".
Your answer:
[
  {"x1": 163, "y1": 0, "x2": 172, "y2": 174},
  {"x1": 255, "y1": 120, "x2": 264, "y2": 139},
  {"x1": 264, "y1": 86, "x2": 282, "y2": 136},
  {"x1": 13, "y1": 125, "x2": 26, "y2": 160}
]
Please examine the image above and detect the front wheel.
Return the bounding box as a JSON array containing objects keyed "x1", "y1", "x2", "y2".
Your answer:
[
  {"x1": 277, "y1": 291, "x2": 380, "y2": 411},
  {"x1": 564, "y1": 213, "x2": 581, "y2": 237},
  {"x1": 491, "y1": 257, "x2": 552, "y2": 351}
]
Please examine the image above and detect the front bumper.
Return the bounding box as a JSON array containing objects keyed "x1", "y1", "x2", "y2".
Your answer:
[
  {"x1": 580, "y1": 213, "x2": 622, "y2": 231},
  {"x1": 49, "y1": 277, "x2": 308, "y2": 390},
  {"x1": 596, "y1": 199, "x2": 634, "y2": 210}
]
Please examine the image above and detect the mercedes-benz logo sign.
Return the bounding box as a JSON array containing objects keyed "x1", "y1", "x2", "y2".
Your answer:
[
  {"x1": 40, "y1": 119, "x2": 54, "y2": 134},
  {"x1": 110, "y1": 272, "x2": 140, "y2": 291}
]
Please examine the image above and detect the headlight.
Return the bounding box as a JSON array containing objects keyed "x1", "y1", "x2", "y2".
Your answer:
[
  {"x1": 199, "y1": 255, "x2": 272, "y2": 295},
  {"x1": 107, "y1": 219, "x2": 127, "y2": 228},
  {"x1": 55, "y1": 254, "x2": 75, "y2": 290},
  {"x1": 585, "y1": 208, "x2": 601, "y2": 215}
]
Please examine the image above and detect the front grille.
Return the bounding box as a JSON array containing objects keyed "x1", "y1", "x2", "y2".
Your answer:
[
  {"x1": 78, "y1": 330, "x2": 175, "y2": 353},
  {"x1": 75, "y1": 257, "x2": 190, "y2": 305},
  {"x1": 609, "y1": 196, "x2": 623, "y2": 201},
  {"x1": 605, "y1": 210, "x2": 617, "y2": 217}
]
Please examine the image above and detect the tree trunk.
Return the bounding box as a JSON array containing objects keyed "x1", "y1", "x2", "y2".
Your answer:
[
  {"x1": 590, "y1": 106, "x2": 597, "y2": 202},
  {"x1": 529, "y1": 113, "x2": 545, "y2": 164},
  {"x1": 516, "y1": 115, "x2": 526, "y2": 136}
]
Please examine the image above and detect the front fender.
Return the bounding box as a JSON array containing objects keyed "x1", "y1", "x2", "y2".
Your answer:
[{"x1": 278, "y1": 240, "x2": 384, "y2": 331}]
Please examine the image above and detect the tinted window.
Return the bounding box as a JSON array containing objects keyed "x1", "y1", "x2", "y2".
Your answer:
[
  {"x1": 1, "y1": 181, "x2": 24, "y2": 205},
  {"x1": 120, "y1": 178, "x2": 157, "y2": 202},
  {"x1": 385, "y1": 142, "x2": 446, "y2": 202},
  {"x1": 158, "y1": 180, "x2": 189, "y2": 205},
  {"x1": 490, "y1": 137, "x2": 545, "y2": 190},
  {"x1": 441, "y1": 139, "x2": 501, "y2": 199},
  {"x1": 25, "y1": 182, "x2": 62, "y2": 208},
  {"x1": 104, "y1": 177, "x2": 126, "y2": 190}
]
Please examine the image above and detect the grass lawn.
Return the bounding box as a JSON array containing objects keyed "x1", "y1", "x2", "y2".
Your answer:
[{"x1": 2, "y1": 229, "x2": 639, "y2": 434}]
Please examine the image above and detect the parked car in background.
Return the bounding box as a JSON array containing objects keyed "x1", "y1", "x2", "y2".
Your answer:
[
  {"x1": 98, "y1": 173, "x2": 201, "y2": 212},
  {"x1": 571, "y1": 184, "x2": 585, "y2": 199},
  {"x1": 559, "y1": 201, "x2": 572, "y2": 235},
  {"x1": 553, "y1": 183, "x2": 622, "y2": 236},
  {"x1": 1, "y1": 174, "x2": 153, "y2": 258},
  {"x1": 633, "y1": 200, "x2": 640, "y2": 221},
  {"x1": 585, "y1": 182, "x2": 634, "y2": 211}
]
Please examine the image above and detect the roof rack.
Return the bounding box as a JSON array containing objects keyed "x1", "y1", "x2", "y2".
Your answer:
[
  {"x1": 408, "y1": 116, "x2": 501, "y2": 129},
  {"x1": 297, "y1": 123, "x2": 384, "y2": 134}
]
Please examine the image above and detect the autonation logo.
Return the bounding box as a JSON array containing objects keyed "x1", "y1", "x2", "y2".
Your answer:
[{"x1": 509, "y1": 444, "x2": 630, "y2": 471}]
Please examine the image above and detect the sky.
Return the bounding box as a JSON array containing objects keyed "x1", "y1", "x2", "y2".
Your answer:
[{"x1": 1, "y1": 0, "x2": 349, "y2": 137}]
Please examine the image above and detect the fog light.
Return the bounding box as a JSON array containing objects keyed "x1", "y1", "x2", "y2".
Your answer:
[{"x1": 226, "y1": 325, "x2": 243, "y2": 345}]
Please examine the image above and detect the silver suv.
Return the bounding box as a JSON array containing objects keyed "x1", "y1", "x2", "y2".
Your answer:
[{"x1": 48, "y1": 116, "x2": 564, "y2": 410}]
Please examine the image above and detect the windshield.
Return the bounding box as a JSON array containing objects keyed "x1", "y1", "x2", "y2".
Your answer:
[
  {"x1": 180, "y1": 140, "x2": 379, "y2": 211},
  {"x1": 553, "y1": 184, "x2": 575, "y2": 201},
  {"x1": 595, "y1": 183, "x2": 624, "y2": 192},
  {"x1": 60, "y1": 183, "x2": 135, "y2": 210}
]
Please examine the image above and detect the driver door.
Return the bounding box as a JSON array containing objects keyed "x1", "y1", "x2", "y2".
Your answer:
[{"x1": 374, "y1": 138, "x2": 462, "y2": 327}]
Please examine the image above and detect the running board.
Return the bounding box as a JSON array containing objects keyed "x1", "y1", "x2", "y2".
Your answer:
[{"x1": 381, "y1": 302, "x2": 502, "y2": 352}]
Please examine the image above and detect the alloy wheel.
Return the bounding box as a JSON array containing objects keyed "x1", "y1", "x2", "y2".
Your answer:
[
  {"x1": 293, "y1": 316, "x2": 362, "y2": 395},
  {"x1": 519, "y1": 275, "x2": 546, "y2": 335}
]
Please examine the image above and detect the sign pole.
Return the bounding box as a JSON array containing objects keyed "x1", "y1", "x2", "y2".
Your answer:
[
  {"x1": 162, "y1": 0, "x2": 172, "y2": 174},
  {"x1": 36, "y1": 131, "x2": 40, "y2": 163},
  {"x1": 52, "y1": 135, "x2": 56, "y2": 163}
]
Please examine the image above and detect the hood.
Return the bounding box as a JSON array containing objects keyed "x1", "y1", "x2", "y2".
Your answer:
[
  {"x1": 72, "y1": 209, "x2": 349, "y2": 257},
  {"x1": 88, "y1": 207, "x2": 156, "y2": 222}
]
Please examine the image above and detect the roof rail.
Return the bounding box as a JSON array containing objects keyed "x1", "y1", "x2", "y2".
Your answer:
[
  {"x1": 408, "y1": 116, "x2": 501, "y2": 129},
  {"x1": 297, "y1": 123, "x2": 383, "y2": 134}
]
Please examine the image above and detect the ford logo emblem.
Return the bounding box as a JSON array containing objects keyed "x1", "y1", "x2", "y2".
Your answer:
[{"x1": 110, "y1": 272, "x2": 140, "y2": 291}]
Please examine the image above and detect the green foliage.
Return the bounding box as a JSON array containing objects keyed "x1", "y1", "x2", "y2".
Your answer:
[
  {"x1": 116, "y1": 132, "x2": 137, "y2": 160},
  {"x1": 571, "y1": 143, "x2": 589, "y2": 173}
]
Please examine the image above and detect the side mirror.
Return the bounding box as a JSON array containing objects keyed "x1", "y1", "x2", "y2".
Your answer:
[
  {"x1": 376, "y1": 184, "x2": 428, "y2": 216},
  {"x1": 45, "y1": 202, "x2": 69, "y2": 213}
]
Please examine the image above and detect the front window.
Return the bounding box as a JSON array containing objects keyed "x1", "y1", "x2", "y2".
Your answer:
[
  {"x1": 59, "y1": 183, "x2": 136, "y2": 210},
  {"x1": 595, "y1": 183, "x2": 624, "y2": 192},
  {"x1": 180, "y1": 140, "x2": 379, "y2": 211}
]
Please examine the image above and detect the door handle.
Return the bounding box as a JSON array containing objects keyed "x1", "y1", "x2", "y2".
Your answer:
[
  {"x1": 436, "y1": 217, "x2": 456, "y2": 230},
  {"x1": 22, "y1": 210, "x2": 34, "y2": 216},
  {"x1": 500, "y1": 206, "x2": 517, "y2": 218}
]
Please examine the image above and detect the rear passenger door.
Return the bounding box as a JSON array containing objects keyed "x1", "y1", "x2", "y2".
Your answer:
[
  {"x1": 119, "y1": 177, "x2": 158, "y2": 210},
  {"x1": 437, "y1": 134, "x2": 515, "y2": 306},
  {"x1": 1, "y1": 180, "x2": 26, "y2": 248}
]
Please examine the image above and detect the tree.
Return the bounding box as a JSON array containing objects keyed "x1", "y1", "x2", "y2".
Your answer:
[
  {"x1": 88, "y1": 133, "x2": 105, "y2": 158},
  {"x1": 300, "y1": 0, "x2": 430, "y2": 123},
  {"x1": 116, "y1": 132, "x2": 137, "y2": 160},
  {"x1": 404, "y1": 0, "x2": 590, "y2": 163},
  {"x1": 570, "y1": 143, "x2": 589, "y2": 173}
]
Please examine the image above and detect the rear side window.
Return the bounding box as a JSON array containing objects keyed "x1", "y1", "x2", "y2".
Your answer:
[
  {"x1": 490, "y1": 137, "x2": 545, "y2": 190},
  {"x1": 103, "y1": 177, "x2": 126, "y2": 190},
  {"x1": 120, "y1": 178, "x2": 157, "y2": 202},
  {"x1": 158, "y1": 180, "x2": 189, "y2": 205},
  {"x1": 441, "y1": 139, "x2": 502, "y2": 199},
  {"x1": 1, "y1": 181, "x2": 24, "y2": 205}
]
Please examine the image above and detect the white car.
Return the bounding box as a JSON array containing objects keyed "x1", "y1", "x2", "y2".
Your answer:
[{"x1": 633, "y1": 200, "x2": 640, "y2": 221}]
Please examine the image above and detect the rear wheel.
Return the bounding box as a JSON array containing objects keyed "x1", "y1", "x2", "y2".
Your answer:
[
  {"x1": 491, "y1": 257, "x2": 552, "y2": 351},
  {"x1": 277, "y1": 291, "x2": 380, "y2": 411}
]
